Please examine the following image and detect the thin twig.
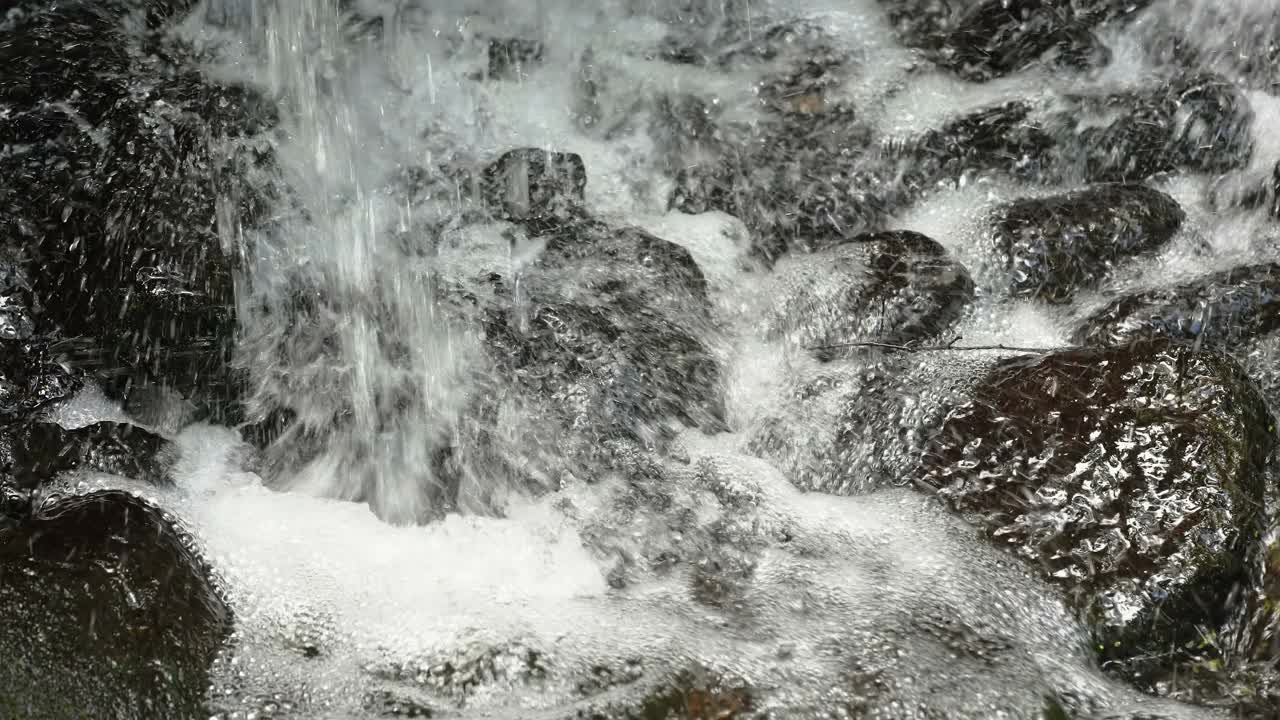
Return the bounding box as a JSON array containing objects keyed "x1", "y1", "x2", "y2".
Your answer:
[{"x1": 804, "y1": 336, "x2": 1066, "y2": 355}]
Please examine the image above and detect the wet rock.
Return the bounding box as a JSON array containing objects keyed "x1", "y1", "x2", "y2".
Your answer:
[
  {"x1": 1075, "y1": 263, "x2": 1280, "y2": 348},
  {"x1": 667, "y1": 108, "x2": 895, "y2": 262},
  {"x1": 484, "y1": 298, "x2": 724, "y2": 466},
  {"x1": 0, "y1": 340, "x2": 82, "y2": 424},
  {"x1": 877, "y1": 0, "x2": 956, "y2": 51},
  {"x1": 0, "y1": 2, "x2": 279, "y2": 413},
  {"x1": 889, "y1": 100, "x2": 1057, "y2": 189},
  {"x1": 1052, "y1": 73, "x2": 1254, "y2": 183},
  {"x1": 0, "y1": 421, "x2": 171, "y2": 495},
  {"x1": 578, "y1": 668, "x2": 752, "y2": 720},
  {"x1": 992, "y1": 183, "x2": 1185, "y2": 303},
  {"x1": 530, "y1": 217, "x2": 712, "y2": 322},
  {"x1": 918, "y1": 342, "x2": 1276, "y2": 680},
  {"x1": 648, "y1": 94, "x2": 722, "y2": 176},
  {"x1": 949, "y1": 0, "x2": 1110, "y2": 79},
  {"x1": 765, "y1": 230, "x2": 974, "y2": 356},
  {"x1": 0, "y1": 490, "x2": 231, "y2": 719},
  {"x1": 1128, "y1": 1, "x2": 1280, "y2": 92},
  {"x1": 481, "y1": 148, "x2": 588, "y2": 223},
  {"x1": 748, "y1": 351, "x2": 984, "y2": 496},
  {"x1": 488, "y1": 37, "x2": 543, "y2": 80},
  {"x1": 362, "y1": 690, "x2": 435, "y2": 717},
  {"x1": 657, "y1": 14, "x2": 847, "y2": 71}
]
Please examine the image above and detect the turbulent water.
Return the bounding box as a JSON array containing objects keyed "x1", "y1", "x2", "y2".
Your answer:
[{"x1": 11, "y1": 0, "x2": 1280, "y2": 717}]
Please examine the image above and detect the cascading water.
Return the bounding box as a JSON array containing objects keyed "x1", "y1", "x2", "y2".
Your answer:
[{"x1": 6, "y1": 0, "x2": 1280, "y2": 717}]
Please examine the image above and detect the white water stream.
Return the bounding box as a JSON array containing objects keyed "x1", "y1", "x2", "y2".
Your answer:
[{"x1": 42, "y1": 0, "x2": 1280, "y2": 716}]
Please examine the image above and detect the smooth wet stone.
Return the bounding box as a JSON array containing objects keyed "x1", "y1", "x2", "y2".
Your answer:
[
  {"x1": 765, "y1": 230, "x2": 975, "y2": 356},
  {"x1": 917, "y1": 342, "x2": 1276, "y2": 681},
  {"x1": 1052, "y1": 73, "x2": 1254, "y2": 183},
  {"x1": 0, "y1": 2, "x2": 278, "y2": 411},
  {"x1": 992, "y1": 183, "x2": 1185, "y2": 303},
  {"x1": 0, "y1": 420, "x2": 171, "y2": 494},
  {"x1": 487, "y1": 37, "x2": 543, "y2": 80},
  {"x1": 481, "y1": 148, "x2": 588, "y2": 222},
  {"x1": 0, "y1": 490, "x2": 230, "y2": 720},
  {"x1": 1075, "y1": 263, "x2": 1280, "y2": 348}
]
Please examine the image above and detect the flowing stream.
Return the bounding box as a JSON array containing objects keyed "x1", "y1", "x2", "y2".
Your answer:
[{"x1": 13, "y1": 0, "x2": 1280, "y2": 717}]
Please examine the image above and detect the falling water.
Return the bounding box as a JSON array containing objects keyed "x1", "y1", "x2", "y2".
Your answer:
[{"x1": 8, "y1": 0, "x2": 1280, "y2": 717}]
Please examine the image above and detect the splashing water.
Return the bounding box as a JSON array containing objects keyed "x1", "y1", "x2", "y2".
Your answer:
[{"x1": 24, "y1": 0, "x2": 1280, "y2": 716}]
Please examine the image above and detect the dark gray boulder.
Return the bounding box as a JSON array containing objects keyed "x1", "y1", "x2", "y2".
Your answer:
[
  {"x1": 992, "y1": 183, "x2": 1185, "y2": 303},
  {"x1": 937, "y1": 0, "x2": 1112, "y2": 80},
  {"x1": 0, "y1": 490, "x2": 230, "y2": 720},
  {"x1": 888, "y1": 100, "x2": 1057, "y2": 191},
  {"x1": 0, "y1": 0, "x2": 279, "y2": 418},
  {"x1": 917, "y1": 342, "x2": 1276, "y2": 686},
  {"x1": 0, "y1": 421, "x2": 171, "y2": 499}
]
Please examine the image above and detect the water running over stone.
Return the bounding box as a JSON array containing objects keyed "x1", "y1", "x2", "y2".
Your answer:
[{"x1": 5, "y1": 0, "x2": 1280, "y2": 718}]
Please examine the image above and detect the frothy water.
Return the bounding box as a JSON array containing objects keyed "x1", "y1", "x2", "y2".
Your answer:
[{"x1": 41, "y1": 0, "x2": 1280, "y2": 716}]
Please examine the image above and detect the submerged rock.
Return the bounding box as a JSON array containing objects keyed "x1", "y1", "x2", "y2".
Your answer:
[
  {"x1": 487, "y1": 37, "x2": 543, "y2": 80},
  {"x1": 890, "y1": 100, "x2": 1057, "y2": 189},
  {"x1": 0, "y1": 490, "x2": 230, "y2": 720},
  {"x1": 748, "y1": 352, "x2": 979, "y2": 496},
  {"x1": 1075, "y1": 263, "x2": 1280, "y2": 348},
  {"x1": 992, "y1": 183, "x2": 1185, "y2": 303},
  {"x1": 482, "y1": 296, "x2": 724, "y2": 474},
  {"x1": 937, "y1": 0, "x2": 1111, "y2": 80},
  {"x1": 918, "y1": 342, "x2": 1276, "y2": 682},
  {"x1": 1052, "y1": 73, "x2": 1254, "y2": 183},
  {"x1": 765, "y1": 230, "x2": 974, "y2": 356},
  {"x1": 530, "y1": 217, "x2": 712, "y2": 321},
  {"x1": 667, "y1": 108, "x2": 894, "y2": 262},
  {"x1": 481, "y1": 148, "x2": 588, "y2": 223}
]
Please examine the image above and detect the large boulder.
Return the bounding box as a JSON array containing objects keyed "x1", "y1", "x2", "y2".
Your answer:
[
  {"x1": 0, "y1": 490, "x2": 231, "y2": 720},
  {"x1": 917, "y1": 342, "x2": 1276, "y2": 687},
  {"x1": 0, "y1": 0, "x2": 278, "y2": 417},
  {"x1": 991, "y1": 183, "x2": 1185, "y2": 303},
  {"x1": 1075, "y1": 263, "x2": 1280, "y2": 349}
]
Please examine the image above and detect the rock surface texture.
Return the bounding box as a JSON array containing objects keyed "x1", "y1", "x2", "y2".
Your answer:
[{"x1": 919, "y1": 342, "x2": 1276, "y2": 690}]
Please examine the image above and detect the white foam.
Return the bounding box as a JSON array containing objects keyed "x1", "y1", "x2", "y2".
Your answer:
[{"x1": 137, "y1": 0, "x2": 1268, "y2": 716}]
